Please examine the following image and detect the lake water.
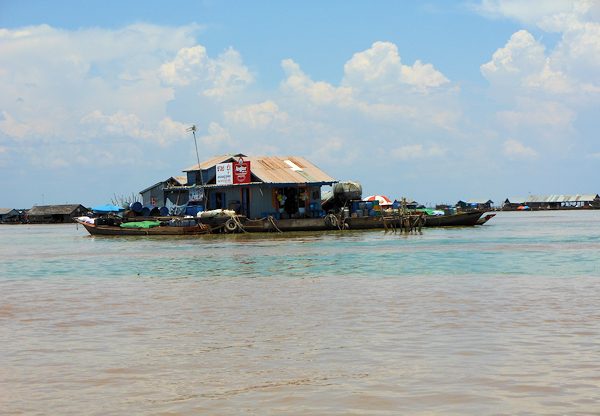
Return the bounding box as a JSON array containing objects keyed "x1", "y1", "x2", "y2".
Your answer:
[{"x1": 1, "y1": 211, "x2": 599, "y2": 415}]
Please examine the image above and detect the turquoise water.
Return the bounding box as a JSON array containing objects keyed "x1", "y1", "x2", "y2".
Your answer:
[
  {"x1": 2, "y1": 211, "x2": 599, "y2": 279},
  {"x1": 1, "y1": 211, "x2": 599, "y2": 415}
]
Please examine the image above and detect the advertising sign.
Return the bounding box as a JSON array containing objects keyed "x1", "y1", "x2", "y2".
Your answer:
[
  {"x1": 216, "y1": 162, "x2": 233, "y2": 185},
  {"x1": 233, "y1": 159, "x2": 251, "y2": 184}
]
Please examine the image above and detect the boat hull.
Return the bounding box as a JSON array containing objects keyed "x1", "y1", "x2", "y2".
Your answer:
[
  {"x1": 77, "y1": 211, "x2": 485, "y2": 236},
  {"x1": 423, "y1": 211, "x2": 483, "y2": 227},
  {"x1": 78, "y1": 221, "x2": 210, "y2": 236}
]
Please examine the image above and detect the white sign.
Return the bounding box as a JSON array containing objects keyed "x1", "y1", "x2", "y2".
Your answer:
[{"x1": 216, "y1": 162, "x2": 233, "y2": 185}]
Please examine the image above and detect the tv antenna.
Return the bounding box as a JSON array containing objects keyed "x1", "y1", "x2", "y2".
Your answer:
[{"x1": 187, "y1": 125, "x2": 204, "y2": 186}]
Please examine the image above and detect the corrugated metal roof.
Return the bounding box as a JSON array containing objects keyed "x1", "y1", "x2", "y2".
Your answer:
[
  {"x1": 184, "y1": 154, "x2": 336, "y2": 184},
  {"x1": 505, "y1": 196, "x2": 528, "y2": 203},
  {"x1": 527, "y1": 194, "x2": 599, "y2": 203},
  {"x1": 28, "y1": 204, "x2": 86, "y2": 216},
  {"x1": 0, "y1": 208, "x2": 18, "y2": 216},
  {"x1": 172, "y1": 175, "x2": 187, "y2": 185},
  {"x1": 140, "y1": 175, "x2": 189, "y2": 194},
  {"x1": 183, "y1": 154, "x2": 238, "y2": 171},
  {"x1": 466, "y1": 199, "x2": 493, "y2": 204},
  {"x1": 506, "y1": 194, "x2": 599, "y2": 203}
]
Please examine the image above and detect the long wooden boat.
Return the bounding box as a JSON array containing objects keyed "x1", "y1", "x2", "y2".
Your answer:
[
  {"x1": 76, "y1": 219, "x2": 210, "y2": 236},
  {"x1": 235, "y1": 211, "x2": 484, "y2": 232},
  {"x1": 77, "y1": 210, "x2": 485, "y2": 236},
  {"x1": 422, "y1": 211, "x2": 484, "y2": 227}
]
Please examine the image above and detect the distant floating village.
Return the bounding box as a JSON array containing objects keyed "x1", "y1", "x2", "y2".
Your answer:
[{"x1": 2, "y1": 153, "x2": 600, "y2": 224}]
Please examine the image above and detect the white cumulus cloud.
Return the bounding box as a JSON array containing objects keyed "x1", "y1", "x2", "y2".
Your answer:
[
  {"x1": 503, "y1": 139, "x2": 538, "y2": 159},
  {"x1": 159, "y1": 45, "x2": 253, "y2": 97},
  {"x1": 225, "y1": 101, "x2": 289, "y2": 129},
  {"x1": 343, "y1": 41, "x2": 449, "y2": 92}
]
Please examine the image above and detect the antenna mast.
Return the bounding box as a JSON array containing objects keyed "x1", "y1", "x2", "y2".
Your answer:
[{"x1": 187, "y1": 125, "x2": 204, "y2": 186}]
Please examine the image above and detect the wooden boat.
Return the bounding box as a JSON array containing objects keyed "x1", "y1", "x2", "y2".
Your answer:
[
  {"x1": 76, "y1": 209, "x2": 485, "y2": 236},
  {"x1": 422, "y1": 210, "x2": 483, "y2": 227},
  {"x1": 76, "y1": 219, "x2": 210, "y2": 236}
]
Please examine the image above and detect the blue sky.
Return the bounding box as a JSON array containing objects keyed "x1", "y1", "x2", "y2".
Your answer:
[{"x1": 1, "y1": 1, "x2": 599, "y2": 208}]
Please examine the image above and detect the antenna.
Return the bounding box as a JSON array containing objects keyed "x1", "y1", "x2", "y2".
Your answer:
[{"x1": 187, "y1": 125, "x2": 204, "y2": 186}]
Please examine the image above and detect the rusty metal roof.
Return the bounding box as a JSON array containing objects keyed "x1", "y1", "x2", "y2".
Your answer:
[{"x1": 184, "y1": 154, "x2": 336, "y2": 184}]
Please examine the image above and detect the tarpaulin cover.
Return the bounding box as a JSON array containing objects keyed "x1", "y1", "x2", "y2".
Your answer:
[
  {"x1": 92, "y1": 204, "x2": 125, "y2": 213},
  {"x1": 120, "y1": 221, "x2": 161, "y2": 229}
]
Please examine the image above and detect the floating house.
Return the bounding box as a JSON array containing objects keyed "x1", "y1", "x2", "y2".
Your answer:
[
  {"x1": 0, "y1": 208, "x2": 20, "y2": 223},
  {"x1": 457, "y1": 199, "x2": 494, "y2": 211},
  {"x1": 26, "y1": 204, "x2": 88, "y2": 223},
  {"x1": 503, "y1": 194, "x2": 600, "y2": 210},
  {"x1": 142, "y1": 154, "x2": 337, "y2": 219},
  {"x1": 139, "y1": 176, "x2": 188, "y2": 208}
]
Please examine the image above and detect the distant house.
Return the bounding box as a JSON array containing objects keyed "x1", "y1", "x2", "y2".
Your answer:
[
  {"x1": 139, "y1": 176, "x2": 188, "y2": 208},
  {"x1": 26, "y1": 204, "x2": 88, "y2": 223},
  {"x1": 457, "y1": 199, "x2": 494, "y2": 211},
  {"x1": 503, "y1": 195, "x2": 600, "y2": 210},
  {"x1": 503, "y1": 197, "x2": 527, "y2": 211},
  {"x1": 0, "y1": 208, "x2": 19, "y2": 223},
  {"x1": 142, "y1": 153, "x2": 337, "y2": 219}
]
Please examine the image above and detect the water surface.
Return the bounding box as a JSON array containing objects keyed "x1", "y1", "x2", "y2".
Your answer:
[{"x1": 1, "y1": 211, "x2": 599, "y2": 414}]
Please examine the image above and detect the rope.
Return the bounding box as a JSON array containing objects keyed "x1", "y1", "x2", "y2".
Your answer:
[{"x1": 267, "y1": 215, "x2": 283, "y2": 233}]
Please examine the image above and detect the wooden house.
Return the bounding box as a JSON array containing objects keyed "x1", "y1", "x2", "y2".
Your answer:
[
  {"x1": 162, "y1": 154, "x2": 337, "y2": 219},
  {"x1": 0, "y1": 208, "x2": 20, "y2": 223},
  {"x1": 26, "y1": 204, "x2": 88, "y2": 223}
]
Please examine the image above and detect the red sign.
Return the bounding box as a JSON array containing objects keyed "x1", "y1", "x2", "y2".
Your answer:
[{"x1": 233, "y1": 160, "x2": 251, "y2": 184}]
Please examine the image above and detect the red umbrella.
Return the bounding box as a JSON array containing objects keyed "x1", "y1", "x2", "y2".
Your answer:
[{"x1": 363, "y1": 195, "x2": 393, "y2": 206}]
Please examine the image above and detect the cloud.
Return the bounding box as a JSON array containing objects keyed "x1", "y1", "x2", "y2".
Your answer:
[
  {"x1": 497, "y1": 99, "x2": 575, "y2": 131},
  {"x1": 480, "y1": 1, "x2": 600, "y2": 95},
  {"x1": 159, "y1": 45, "x2": 253, "y2": 97},
  {"x1": 479, "y1": 1, "x2": 599, "y2": 156},
  {"x1": 0, "y1": 23, "x2": 256, "y2": 169},
  {"x1": 474, "y1": 0, "x2": 581, "y2": 25},
  {"x1": 390, "y1": 144, "x2": 446, "y2": 161},
  {"x1": 281, "y1": 59, "x2": 353, "y2": 106},
  {"x1": 80, "y1": 111, "x2": 188, "y2": 146},
  {"x1": 225, "y1": 101, "x2": 289, "y2": 128},
  {"x1": 343, "y1": 41, "x2": 449, "y2": 91},
  {"x1": 503, "y1": 139, "x2": 538, "y2": 159},
  {"x1": 279, "y1": 42, "x2": 458, "y2": 131},
  {"x1": 199, "y1": 122, "x2": 233, "y2": 147},
  {"x1": 0, "y1": 111, "x2": 32, "y2": 139},
  {"x1": 481, "y1": 30, "x2": 547, "y2": 87},
  {"x1": 586, "y1": 152, "x2": 600, "y2": 159}
]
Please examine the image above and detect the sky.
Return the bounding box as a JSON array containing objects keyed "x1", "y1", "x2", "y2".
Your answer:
[{"x1": 1, "y1": 0, "x2": 599, "y2": 208}]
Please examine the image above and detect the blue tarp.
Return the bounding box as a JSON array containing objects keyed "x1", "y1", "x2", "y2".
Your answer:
[{"x1": 91, "y1": 204, "x2": 125, "y2": 214}]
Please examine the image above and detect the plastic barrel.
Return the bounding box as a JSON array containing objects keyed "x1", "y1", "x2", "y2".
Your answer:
[
  {"x1": 141, "y1": 207, "x2": 150, "y2": 217},
  {"x1": 130, "y1": 201, "x2": 143, "y2": 213},
  {"x1": 159, "y1": 206, "x2": 169, "y2": 216}
]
